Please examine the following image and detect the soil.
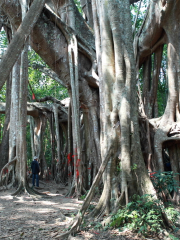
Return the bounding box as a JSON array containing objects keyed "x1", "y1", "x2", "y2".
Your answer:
[{"x1": 0, "y1": 180, "x2": 179, "y2": 240}]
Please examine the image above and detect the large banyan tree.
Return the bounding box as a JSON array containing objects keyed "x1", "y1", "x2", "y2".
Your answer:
[{"x1": 0, "y1": 0, "x2": 180, "y2": 233}]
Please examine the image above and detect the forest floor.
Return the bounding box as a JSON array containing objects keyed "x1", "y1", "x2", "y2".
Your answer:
[{"x1": 0, "y1": 180, "x2": 180, "y2": 240}]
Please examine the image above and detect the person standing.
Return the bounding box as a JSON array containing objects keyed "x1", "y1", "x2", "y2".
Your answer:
[{"x1": 31, "y1": 156, "x2": 40, "y2": 187}]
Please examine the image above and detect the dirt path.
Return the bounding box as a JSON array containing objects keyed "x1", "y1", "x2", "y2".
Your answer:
[{"x1": 0, "y1": 181, "x2": 178, "y2": 240}]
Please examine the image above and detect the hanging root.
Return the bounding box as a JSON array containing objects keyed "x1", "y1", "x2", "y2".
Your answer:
[
  {"x1": 11, "y1": 179, "x2": 49, "y2": 198},
  {"x1": 88, "y1": 192, "x2": 105, "y2": 218},
  {"x1": 161, "y1": 210, "x2": 174, "y2": 229},
  {"x1": 58, "y1": 147, "x2": 113, "y2": 239},
  {"x1": 11, "y1": 181, "x2": 24, "y2": 196},
  {"x1": 0, "y1": 157, "x2": 17, "y2": 187},
  {"x1": 28, "y1": 184, "x2": 50, "y2": 198},
  {"x1": 12, "y1": 184, "x2": 50, "y2": 198},
  {"x1": 96, "y1": 205, "x2": 106, "y2": 219}
]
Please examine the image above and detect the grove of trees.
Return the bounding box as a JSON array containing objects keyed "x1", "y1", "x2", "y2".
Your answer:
[{"x1": 0, "y1": 0, "x2": 180, "y2": 237}]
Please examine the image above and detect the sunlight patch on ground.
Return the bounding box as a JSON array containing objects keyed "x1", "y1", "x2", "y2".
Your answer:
[
  {"x1": 16, "y1": 207, "x2": 55, "y2": 213},
  {"x1": 59, "y1": 206, "x2": 78, "y2": 210},
  {"x1": 55, "y1": 217, "x2": 71, "y2": 223},
  {"x1": 0, "y1": 195, "x2": 13, "y2": 200},
  {"x1": 44, "y1": 193, "x2": 61, "y2": 197},
  {"x1": 38, "y1": 200, "x2": 60, "y2": 205},
  {"x1": 36, "y1": 208, "x2": 55, "y2": 213},
  {"x1": 26, "y1": 220, "x2": 46, "y2": 225},
  {"x1": 15, "y1": 196, "x2": 27, "y2": 202}
]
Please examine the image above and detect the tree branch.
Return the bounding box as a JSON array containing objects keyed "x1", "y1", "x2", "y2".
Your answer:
[
  {"x1": 31, "y1": 63, "x2": 66, "y2": 87},
  {"x1": 0, "y1": 0, "x2": 46, "y2": 91},
  {"x1": 37, "y1": 96, "x2": 68, "y2": 114}
]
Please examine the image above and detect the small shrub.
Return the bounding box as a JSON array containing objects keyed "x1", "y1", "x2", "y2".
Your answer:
[
  {"x1": 165, "y1": 206, "x2": 179, "y2": 224},
  {"x1": 150, "y1": 171, "x2": 180, "y2": 195},
  {"x1": 88, "y1": 204, "x2": 95, "y2": 211},
  {"x1": 110, "y1": 194, "x2": 163, "y2": 235},
  {"x1": 80, "y1": 190, "x2": 89, "y2": 200},
  {"x1": 94, "y1": 222, "x2": 103, "y2": 230}
]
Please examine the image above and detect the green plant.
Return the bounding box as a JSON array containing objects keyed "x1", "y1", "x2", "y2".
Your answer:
[
  {"x1": 150, "y1": 171, "x2": 180, "y2": 195},
  {"x1": 80, "y1": 190, "x2": 89, "y2": 200},
  {"x1": 110, "y1": 194, "x2": 163, "y2": 235},
  {"x1": 165, "y1": 206, "x2": 179, "y2": 224},
  {"x1": 117, "y1": 166, "x2": 121, "y2": 172},
  {"x1": 131, "y1": 164, "x2": 137, "y2": 170},
  {"x1": 88, "y1": 204, "x2": 95, "y2": 211},
  {"x1": 169, "y1": 234, "x2": 179, "y2": 240},
  {"x1": 94, "y1": 222, "x2": 102, "y2": 230}
]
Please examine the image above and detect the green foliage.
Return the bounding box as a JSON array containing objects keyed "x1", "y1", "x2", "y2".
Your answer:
[
  {"x1": 74, "y1": 0, "x2": 82, "y2": 14},
  {"x1": 157, "y1": 44, "x2": 168, "y2": 116},
  {"x1": 117, "y1": 165, "x2": 121, "y2": 172},
  {"x1": 110, "y1": 194, "x2": 163, "y2": 235},
  {"x1": 169, "y1": 234, "x2": 180, "y2": 240},
  {"x1": 0, "y1": 30, "x2": 8, "y2": 102},
  {"x1": 165, "y1": 206, "x2": 179, "y2": 224},
  {"x1": 131, "y1": 164, "x2": 137, "y2": 170},
  {"x1": 131, "y1": 0, "x2": 150, "y2": 34},
  {"x1": 28, "y1": 49, "x2": 68, "y2": 101},
  {"x1": 151, "y1": 171, "x2": 180, "y2": 195},
  {"x1": 88, "y1": 204, "x2": 95, "y2": 211},
  {"x1": 0, "y1": 114, "x2": 5, "y2": 143},
  {"x1": 80, "y1": 190, "x2": 89, "y2": 200},
  {"x1": 0, "y1": 85, "x2": 6, "y2": 102},
  {"x1": 0, "y1": 30, "x2": 8, "y2": 56},
  {"x1": 94, "y1": 222, "x2": 103, "y2": 230}
]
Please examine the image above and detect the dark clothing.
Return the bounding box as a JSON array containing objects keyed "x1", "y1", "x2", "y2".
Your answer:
[
  {"x1": 32, "y1": 174, "x2": 39, "y2": 187},
  {"x1": 31, "y1": 160, "x2": 40, "y2": 174}
]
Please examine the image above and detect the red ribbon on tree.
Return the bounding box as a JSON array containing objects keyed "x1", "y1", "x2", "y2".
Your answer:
[
  {"x1": 3, "y1": 168, "x2": 8, "y2": 174},
  {"x1": 75, "y1": 159, "x2": 81, "y2": 178},
  {"x1": 76, "y1": 169, "x2": 79, "y2": 177},
  {"x1": 150, "y1": 172, "x2": 156, "y2": 178},
  {"x1": 76, "y1": 159, "x2": 81, "y2": 168},
  {"x1": 32, "y1": 93, "x2": 35, "y2": 100},
  {"x1": 67, "y1": 153, "x2": 71, "y2": 166}
]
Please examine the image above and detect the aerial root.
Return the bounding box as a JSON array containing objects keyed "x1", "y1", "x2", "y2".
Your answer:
[
  {"x1": 0, "y1": 157, "x2": 17, "y2": 187},
  {"x1": 161, "y1": 210, "x2": 174, "y2": 229},
  {"x1": 11, "y1": 181, "x2": 49, "y2": 198},
  {"x1": 58, "y1": 147, "x2": 113, "y2": 239},
  {"x1": 11, "y1": 181, "x2": 23, "y2": 196},
  {"x1": 56, "y1": 215, "x2": 83, "y2": 239}
]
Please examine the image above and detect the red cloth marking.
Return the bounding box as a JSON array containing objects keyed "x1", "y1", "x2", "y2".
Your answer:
[
  {"x1": 150, "y1": 172, "x2": 156, "y2": 178},
  {"x1": 76, "y1": 169, "x2": 79, "y2": 177},
  {"x1": 67, "y1": 153, "x2": 71, "y2": 166},
  {"x1": 3, "y1": 168, "x2": 8, "y2": 174}
]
